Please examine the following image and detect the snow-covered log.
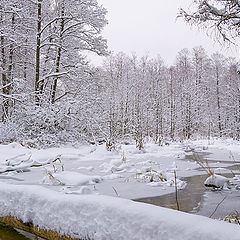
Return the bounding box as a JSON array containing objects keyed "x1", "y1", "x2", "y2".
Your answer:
[{"x1": 0, "y1": 183, "x2": 239, "y2": 240}]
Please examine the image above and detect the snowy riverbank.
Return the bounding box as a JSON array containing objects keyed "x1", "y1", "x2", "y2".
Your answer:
[{"x1": 0, "y1": 138, "x2": 239, "y2": 239}]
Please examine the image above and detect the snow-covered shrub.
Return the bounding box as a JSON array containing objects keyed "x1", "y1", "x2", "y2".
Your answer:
[{"x1": 0, "y1": 102, "x2": 84, "y2": 147}]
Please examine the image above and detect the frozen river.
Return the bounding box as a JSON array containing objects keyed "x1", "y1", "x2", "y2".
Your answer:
[{"x1": 136, "y1": 151, "x2": 240, "y2": 220}]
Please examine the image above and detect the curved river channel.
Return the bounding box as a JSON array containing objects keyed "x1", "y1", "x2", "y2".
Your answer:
[{"x1": 136, "y1": 151, "x2": 240, "y2": 219}]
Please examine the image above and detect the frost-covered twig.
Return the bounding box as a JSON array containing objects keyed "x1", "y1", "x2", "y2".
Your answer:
[{"x1": 0, "y1": 93, "x2": 22, "y2": 102}]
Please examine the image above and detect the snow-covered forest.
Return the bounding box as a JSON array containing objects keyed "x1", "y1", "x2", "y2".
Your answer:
[
  {"x1": 0, "y1": 0, "x2": 240, "y2": 239},
  {"x1": 0, "y1": 0, "x2": 239, "y2": 148}
]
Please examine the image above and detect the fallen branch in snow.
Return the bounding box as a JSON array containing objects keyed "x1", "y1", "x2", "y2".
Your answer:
[
  {"x1": 209, "y1": 196, "x2": 227, "y2": 218},
  {"x1": 0, "y1": 156, "x2": 62, "y2": 174},
  {"x1": 5, "y1": 153, "x2": 32, "y2": 167},
  {"x1": 31, "y1": 156, "x2": 62, "y2": 168},
  {"x1": 0, "y1": 168, "x2": 26, "y2": 174}
]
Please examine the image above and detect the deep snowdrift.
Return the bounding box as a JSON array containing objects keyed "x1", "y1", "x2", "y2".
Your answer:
[{"x1": 0, "y1": 183, "x2": 239, "y2": 240}]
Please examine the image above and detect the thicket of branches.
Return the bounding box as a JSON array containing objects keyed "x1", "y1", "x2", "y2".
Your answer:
[
  {"x1": 98, "y1": 50, "x2": 240, "y2": 148},
  {"x1": 180, "y1": 0, "x2": 240, "y2": 42},
  {"x1": 0, "y1": 1, "x2": 239, "y2": 147}
]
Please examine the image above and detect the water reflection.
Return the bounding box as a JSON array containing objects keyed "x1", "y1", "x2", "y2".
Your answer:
[
  {"x1": 136, "y1": 174, "x2": 207, "y2": 213},
  {"x1": 0, "y1": 223, "x2": 30, "y2": 240}
]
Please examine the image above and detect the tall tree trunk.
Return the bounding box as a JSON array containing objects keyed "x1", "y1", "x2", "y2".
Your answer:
[
  {"x1": 170, "y1": 68, "x2": 175, "y2": 140},
  {"x1": 6, "y1": 13, "x2": 15, "y2": 116},
  {"x1": 0, "y1": 9, "x2": 9, "y2": 121},
  {"x1": 216, "y1": 66, "x2": 222, "y2": 137},
  {"x1": 51, "y1": 3, "x2": 65, "y2": 104},
  {"x1": 7, "y1": 14, "x2": 15, "y2": 82},
  {"x1": 1, "y1": 34, "x2": 8, "y2": 121},
  {"x1": 35, "y1": 0, "x2": 42, "y2": 105},
  {"x1": 23, "y1": 33, "x2": 28, "y2": 81},
  {"x1": 41, "y1": 25, "x2": 53, "y2": 96}
]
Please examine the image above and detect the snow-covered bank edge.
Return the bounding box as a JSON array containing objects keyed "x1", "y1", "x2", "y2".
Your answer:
[
  {"x1": 0, "y1": 183, "x2": 239, "y2": 240},
  {"x1": 0, "y1": 216, "x2": 68, "y2": 240}
]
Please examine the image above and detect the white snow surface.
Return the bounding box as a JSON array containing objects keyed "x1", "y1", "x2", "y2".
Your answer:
[
  {"x1": 0, "y1": 141, "x2": 193, "y2": 199},
  {"x1": 0, "y1": 138, "x2": 239, "y2": 199},
  {"x1": 0, "y1": 138, "x2": 240, "y2": 239},
  {"x1": 0, "y1": 182, "x2": 240, "y2": 240},
  {"x1": 42, "y1": 171, "x2": 102, "y2": 186}
]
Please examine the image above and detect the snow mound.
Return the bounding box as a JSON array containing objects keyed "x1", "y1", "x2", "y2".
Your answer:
[
  {"x1": 233, "y1": 175, "x2": 240, "y2": 181},
  {"x1": 204, "y1": 174, "x2": 230, "y2": 189},
  {"x1": 102, "y1": 173, "x2": 124, "y2": 180},
  {"x1": 0, "y1": 183, "x2": 239, "y2": 240},
  {"x1": 42, "y1": 171, "x2": 102, "y2": 186},
  {"x1": 100, "y1": 159, "x2": 130, "y2": 173},
  {"x1": 61, "y1": 186, "x2": 93, "y2": 195}
]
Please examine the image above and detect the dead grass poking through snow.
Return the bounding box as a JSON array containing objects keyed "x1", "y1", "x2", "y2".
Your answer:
[{"x1": 193, "y1": 153, "x2": 214, "y2": 176}]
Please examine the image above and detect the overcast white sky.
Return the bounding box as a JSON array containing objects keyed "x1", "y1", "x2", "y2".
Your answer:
[{"x1": 90, "y1": 0, "x2": 239, "y2": 66}]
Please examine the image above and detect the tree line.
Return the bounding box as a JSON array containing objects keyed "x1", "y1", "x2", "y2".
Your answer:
[{"x1": 98, "y1": 49, "x2": 240, "y2": 149}]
